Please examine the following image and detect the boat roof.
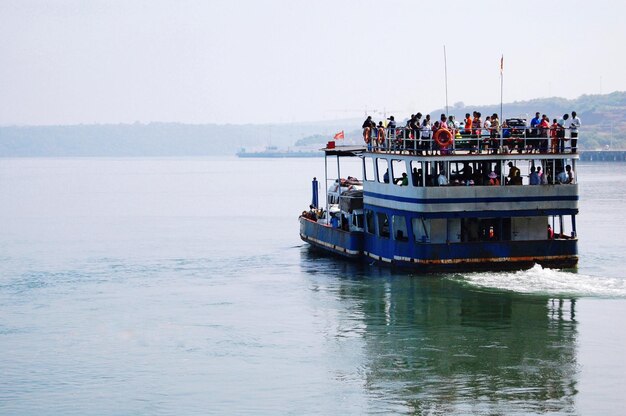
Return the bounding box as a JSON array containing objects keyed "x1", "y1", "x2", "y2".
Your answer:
[{"x1": 322, "y1": 145, "x2": 367, "y2": 157}]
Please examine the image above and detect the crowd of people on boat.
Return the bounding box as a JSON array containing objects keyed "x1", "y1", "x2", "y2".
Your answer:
[
  {"x1": 389, "y1": 160, "x2": 575, "y2": 188},
  {"x1": 362, "y1": 110, "x2": 581, "y2": 155}
]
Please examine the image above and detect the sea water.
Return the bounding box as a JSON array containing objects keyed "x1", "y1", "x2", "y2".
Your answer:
[{"x1": 0, "y1": 157, "x2": 625, "y2": 415}]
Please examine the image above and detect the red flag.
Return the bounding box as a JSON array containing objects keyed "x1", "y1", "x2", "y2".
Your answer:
[{"x1": 333, "y1": 130, "x2": 345, "y2": 140}]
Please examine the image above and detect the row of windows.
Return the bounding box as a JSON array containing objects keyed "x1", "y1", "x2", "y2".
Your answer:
[
  {"x1": 364, "y1": 210, "x2": 569, "y2": 242},
  {"x1": 363, "y1": 156, "x2": 577, "y2": 187}
]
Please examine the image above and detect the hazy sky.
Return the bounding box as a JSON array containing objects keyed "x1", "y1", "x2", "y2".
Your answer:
[{"x1": 1, "y1": 0, "x2": 625, "y2": 125}]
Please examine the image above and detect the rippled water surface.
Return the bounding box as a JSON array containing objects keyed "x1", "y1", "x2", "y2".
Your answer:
[{"x1": 1, "y1": 158, "x2": 625, "y2": 415}]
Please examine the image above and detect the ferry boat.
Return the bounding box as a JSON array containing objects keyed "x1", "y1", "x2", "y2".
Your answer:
[{"x1": 299, "y1": 124, "x2": 579, "y2": 272}]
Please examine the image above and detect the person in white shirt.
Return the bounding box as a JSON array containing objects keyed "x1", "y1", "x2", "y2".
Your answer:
[
  {"x1": 437, "y1": 169, "x2": 448, "y2": 186},
  {"x1": 570, "y1": 111, "x2": 581, "y2": 153},
  {"x1": 565, "y1": 164, "x2": 575, "y2": 184},
  {"x1": 421, "y1": 115, "x2": 432, "y2": 155},
  {"x1": 557, "y1": 114, "x2": 569, "y2": 153}
]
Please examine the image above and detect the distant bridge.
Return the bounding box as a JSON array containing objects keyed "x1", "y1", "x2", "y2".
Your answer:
[{"x1": 579, "y1": 150, "x2": 626, "y2": 162}]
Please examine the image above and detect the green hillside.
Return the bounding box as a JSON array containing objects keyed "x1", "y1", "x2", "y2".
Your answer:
[
  {"x1": 0, "y1": 91, "x2": 623, "y2": 156},
  {"x1": 430, "y1": 91, "x2": 626, "y2": 150}
]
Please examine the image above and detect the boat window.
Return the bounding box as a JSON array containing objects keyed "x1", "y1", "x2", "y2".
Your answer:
[
  {"x1": 364, "y1": 157, "x2": 375, "y2": 182},
  {"x1": 392, "y1": 215, "x2": 408, "y2": 241},
  {"x1": 460, "y1": 218, "x2": 480, "y2": 242},
  {"x1": 463, "y1": 218, "x2": 511, "y2": 241},
  {"x1": 412, "y1": 217, "x2": 430, "y2": 243},
  {"x1": 391, "y1": 159, "x2": 407, "y2": 185},
  {"x1": 353, "y1": 213, "x2": 364, "y2": 229},
  {"x1": 377, "y1": 212, "x2": 390, "y2": 238},
  {"x1": 377, "y1": 158, "x2": 389, "y2": 183},
  {"x1": 410, "y1": 161, "x2": 423, "y2": 187},
  {"x1": 365, "y1": 210, "x2": 375, "y2": 234},
  {"x1": 447, "y1": 218, "x2": 461, "y2": 242}
]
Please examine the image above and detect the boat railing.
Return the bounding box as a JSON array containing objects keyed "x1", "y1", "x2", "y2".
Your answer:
[{"x1": 364, "y1": 126, "x2": 579, "y2": 156}]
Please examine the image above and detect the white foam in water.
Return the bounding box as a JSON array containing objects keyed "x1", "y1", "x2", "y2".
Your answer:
[{"x1": 455, "y1": 264, "x2": 626, "y2": 298}]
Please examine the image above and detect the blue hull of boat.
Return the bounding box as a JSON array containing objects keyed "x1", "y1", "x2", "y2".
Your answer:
[
  {"x1": 299, "y1": 218, "x2": 363, "y2": 258},
  {"x1": 299, "y1": 217, "x2": 577, "y2": 272}
]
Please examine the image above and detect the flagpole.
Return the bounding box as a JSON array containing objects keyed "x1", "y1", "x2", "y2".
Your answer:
[
  {"x1": 444, "y1": 45, "x2": 449, "y2": 116},
  {"x1": 500, "y1": 54, "x2": 503, "y2": 121}
]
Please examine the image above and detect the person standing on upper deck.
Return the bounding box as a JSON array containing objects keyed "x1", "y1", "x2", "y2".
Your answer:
[
  {"x1": 362, "y1": 115, "x2": 375, "y2": 130},
  {"x1": 530, "y1": 112, "x2": 541, "y2": 137},
  {"x1": 439, "y1": 114, "x2": 448, "y2": 129},
  {"x1": 464, "y1": 113, "x2": 472, "y2": 134},
  {"x1": 421, "y1": 115, "x2": 432, "y2": 155},
  {"x1": 413, "y1": 113, "x2": 422, "y2": 154},
  {"x1": 387, "y1": 115, "x2": 397, "y2": 148},
  {"x1": 550, "y1": 118, "x2": 559, "y2": 153},
  {"x1": 472, "y1": 112, "x2": 482, "y2": 137},
  {"x1": 538, "y1": 115, "x2": 550, "y2": 153},
  {"x1": 570, "y1": 111, "x2": 581, "y2": 153},
  {"x1": 362, "y1": 115, "x2": 375, "y2": 149},
  {"x1": 557, "y1": 113, "x2": 570, "y2": 153}
]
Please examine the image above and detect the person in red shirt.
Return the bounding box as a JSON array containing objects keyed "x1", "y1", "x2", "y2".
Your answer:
[{"x1": 550, "y1": 118, "x2": 559, "y2": 153}]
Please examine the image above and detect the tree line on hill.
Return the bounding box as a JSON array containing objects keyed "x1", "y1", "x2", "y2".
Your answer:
[{"x1": 1, "y1": 92, "x2": 624, "y2": 157}]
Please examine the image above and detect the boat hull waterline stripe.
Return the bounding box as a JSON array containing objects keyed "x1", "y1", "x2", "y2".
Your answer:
[
  {"x1": 300, "y1": 234, "x2": 360, "y2": 256},
  {"x1": 363, "y1": 251, "x2": 576, "y2": 265}
]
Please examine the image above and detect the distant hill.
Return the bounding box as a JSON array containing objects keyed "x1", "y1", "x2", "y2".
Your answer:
[
  {"x1": 0, "y1": 91, "x2": 623, "y2": 156},
  {"x1": 0, "y1": 120, "x2": 358, "y2": 157},
  {"x1": 428, "y1": 91, "x2": 626, "y2": 150}
]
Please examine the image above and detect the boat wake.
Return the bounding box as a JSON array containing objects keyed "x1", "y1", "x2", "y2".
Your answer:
[{"x1": 451, "y1": 264, "x2": 626, "y2": 298}]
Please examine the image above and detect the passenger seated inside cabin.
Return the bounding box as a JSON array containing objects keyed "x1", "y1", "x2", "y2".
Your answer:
[
  {"x1": 529, "y1": 166, "x2": 540, "y2": 185},
  {"x1": 460, "y1": 163, "x2": 473, "y2": 182},
  {"x1": 537, "y1": 166, "x2": 548, "y2": 185},
  {"x1": 506, "y1": 162, "x2": 522, "y2": 185},
  {"x1": 341, "y1": 214, "x2": 349, "y2": 231},
  {"x1": 411, "y1": 167, "x2": 422, "y2": 186},
  {"x1": 488, "y1": 171, "x2": 500, "y2": 186},
  {"x1": 557, "y1": 165, "x2": 575, "y2": 184},
  {"x1": 437, "y1": 169, "x2": 448, "y2": 186},
  {"x1": 396, "y1": 172, "x2": 408, "y2": 186},
  {"x1": 383, "y1": 169, "x2": 390, "y2": 183},
  {"x1": 396, "y1": 229, "x2": 408, "y2": 241}
]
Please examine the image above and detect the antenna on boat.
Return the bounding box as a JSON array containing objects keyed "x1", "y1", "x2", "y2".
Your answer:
[
  {"x1": 443, "y1": 45, "x2": 449, "y2": 116},
  {"x1": 500, "y1": 54, "x2": 504, "y2": 120}
]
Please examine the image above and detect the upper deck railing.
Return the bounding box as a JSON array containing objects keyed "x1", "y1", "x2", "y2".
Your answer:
[{"x1": 362, "y1": 125, "x2": 579, "y2": 156}]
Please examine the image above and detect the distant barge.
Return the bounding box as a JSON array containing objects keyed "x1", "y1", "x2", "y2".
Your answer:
[{"x1": 236, "y1": 146, "x2": 323, "y2": 158}]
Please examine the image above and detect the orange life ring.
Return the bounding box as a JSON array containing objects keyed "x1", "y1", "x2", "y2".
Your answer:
[
  {"x1": 377, "y1": 127, "x2": 385, "y2": 144},
  {"x1": 434, "y1": 128, "x2": 452, "y2": 148},
  {"x1": 363, "y1": 127, "x2": 371, "y2": 144}
]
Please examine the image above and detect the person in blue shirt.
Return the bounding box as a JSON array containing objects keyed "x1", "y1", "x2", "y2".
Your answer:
[
  {"x1": 529, "y1": 166, "x2": 540, "y2": 185},
  {"x1": 530, "y1": 112, "x2": 541, "y2": 137}
]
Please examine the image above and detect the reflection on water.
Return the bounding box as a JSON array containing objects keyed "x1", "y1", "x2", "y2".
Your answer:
[{"x1": 300, "y1": 250, "x2": 578, "y2": 414}]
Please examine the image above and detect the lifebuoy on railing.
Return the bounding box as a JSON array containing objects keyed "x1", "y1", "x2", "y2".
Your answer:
[
  {"x1": 434, "y1": 128, "x2": 453, "y2": 148},
  {"x1": 377, "y1": 127, "x2": 385, "y2": 144},
  {"x1": 363, "y1": 127, "x2": 371, "y2": 144}
]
